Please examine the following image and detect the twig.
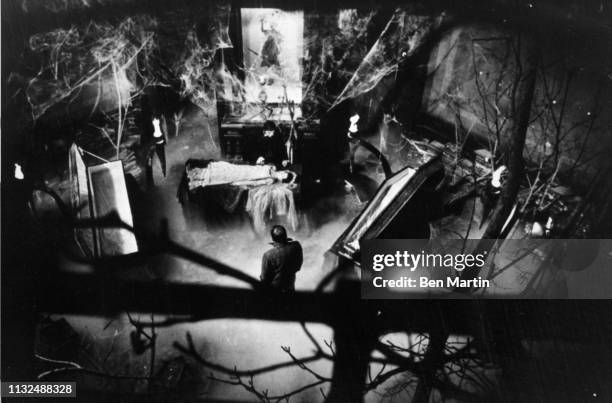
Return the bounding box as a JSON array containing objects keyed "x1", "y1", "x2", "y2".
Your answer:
[{"x1": 174, "y1": 332, "x2": 324, "y2": 377}]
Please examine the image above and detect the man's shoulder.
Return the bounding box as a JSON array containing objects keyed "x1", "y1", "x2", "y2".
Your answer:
[
  {"x1": 287, "y1": 240, "x2": 303, "y2": 252},
  {"x1": 265, "y1": 241, "x2": 301, "y2": 256},
  {"x1": 263, "y1": 247, "x2": 277, "y2": 257},
  {"x1": 287, "y1": 240, "x2": 302, "y2": 253}
]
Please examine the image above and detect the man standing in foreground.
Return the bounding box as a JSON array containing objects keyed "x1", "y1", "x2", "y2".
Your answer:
[{"x1": 260, "y1": 225, "x2": 303, "y2": 292}]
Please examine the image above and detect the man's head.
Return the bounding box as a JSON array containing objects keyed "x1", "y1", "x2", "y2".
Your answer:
[
  {"x1": 270, "y1": 225, "x2": 288, "y2": 243},
  {"x1": 263, "y1": 120, "x2": 277, "y2": 138}
]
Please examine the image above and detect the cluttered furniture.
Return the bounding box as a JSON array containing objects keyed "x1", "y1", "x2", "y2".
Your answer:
[{"x1": 220, "y1": 114, "x2": 319, "y2": 165}]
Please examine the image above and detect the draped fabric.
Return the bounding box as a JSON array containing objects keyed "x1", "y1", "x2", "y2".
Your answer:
[
  {"x1": 246, "y1": 183, "x2": 298, "y2": 233},
  {"x1": 186, "y1": 161, "x2": 275, "y2": 189}
]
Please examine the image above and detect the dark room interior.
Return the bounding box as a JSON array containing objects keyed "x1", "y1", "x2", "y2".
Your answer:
[{"x1": 2, "y1": 1, "x2": 612, "y2": 402}]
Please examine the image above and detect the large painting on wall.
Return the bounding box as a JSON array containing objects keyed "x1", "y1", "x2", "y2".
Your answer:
[{"x1": 240, "y1": 8, "x2": 304, "y2": 104}]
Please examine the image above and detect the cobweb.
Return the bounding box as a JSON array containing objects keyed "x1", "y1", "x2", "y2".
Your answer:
[
  {"x1": 176, "y1": 4, "x2": 232, "y2": 114},
  {"x1": 22, "y1": 5, "x2": 446, "y2": 122},
  {"x1": 26, "y1": 15, "x2": 159, "y2": 120},
  {"x1": 24, "y1": 4, "x2": 232, "y2": 120},
  {"x1": 329, "y1": 9, "x2": 446, "y2": 111},
  {"x1": 300, "y1": 9, "x2": 377, "y2": 114}
]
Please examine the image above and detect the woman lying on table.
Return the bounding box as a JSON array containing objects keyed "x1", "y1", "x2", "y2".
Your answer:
[{"x1": 185, "y1": 160, "x2": 296, "y2": 190}]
